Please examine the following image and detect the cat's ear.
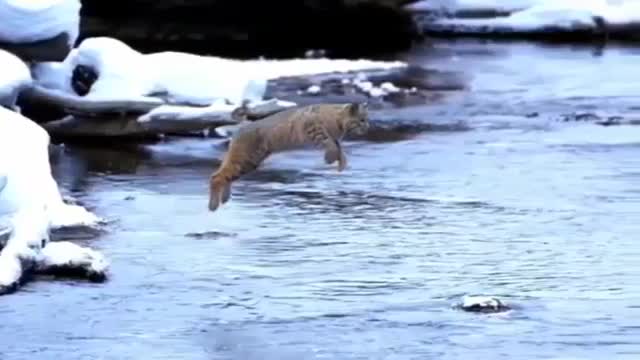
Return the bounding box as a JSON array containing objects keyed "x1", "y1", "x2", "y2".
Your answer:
[{"x1": 344, "y1": 102, "x2": 362, "y2": 116}]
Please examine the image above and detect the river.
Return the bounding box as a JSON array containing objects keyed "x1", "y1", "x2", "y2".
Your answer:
[{"x1": 2, "y1": 39, "x2": 640, "y2": 360}]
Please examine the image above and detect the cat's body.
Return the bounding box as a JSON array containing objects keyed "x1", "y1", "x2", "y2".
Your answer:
[{"x1": 208, "y1": 102, "x2": 369, "y2": 211}]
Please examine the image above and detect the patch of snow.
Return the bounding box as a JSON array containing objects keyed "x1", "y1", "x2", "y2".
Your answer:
[
  {"x1": 214, "y1": 123, "x2": 245, "y2": 138},
  {"x1": 247, "y1": 57, "x2": 405, "y2": 80},
  {"x1": 306, "y1": 85, "x2": 322, "y2": 94},
  {"x1": 462, "y1": 295, "x2": 502, "y2": 308},
  {"x1": 32, "y1": 37, "x2": 406, "y2": 107},
  {"x1": 0, "y1": 50, "x2": 32, "y2": 110},
  {"x1": 368, "y1": 87, "x2": 387, "y2": 98},
  {"x1": 355, "y1": 81, "x2": 374, "y2": 93},
  {"x1": 0, "y1": 106, "x2": 100, "y2": 229},
  {"x1": 137, "y1": 99, "x2": 236, "y2": 123},
  {"x1": 137, "y1": 98, "x2": 297, "y2": 123},
  {"x1": 30, "y1": 50, "x2": 77, "y2": 94},
  {"x1": 459, "y1": 295, "x2": 512, "y2": 313},
  {"x1": 352, "y1": 78, "x2": 405, "y2": 98},
  {"x1": 380, "y1": 82, "x2": 401, "y2": 93},
  {"x1": 0, "y1": 0, "x2": 80, "y2": 46},
  {"x1": 36, "y1": 240, "x2": 109, "y2": 277},
  {"x1": 0, "y1": 246, "x2": 22, "y2": 290},
  {"x1": 426, "y1": 0, "x2": 640, "y2": 33},
  {"x1": 0, "y1": 203, "x2": 50, "y2": 291}
]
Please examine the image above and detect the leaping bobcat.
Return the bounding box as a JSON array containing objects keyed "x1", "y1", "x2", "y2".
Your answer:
[{"x1": 208, "y1": 102, "x2": 370, "y2": 212}]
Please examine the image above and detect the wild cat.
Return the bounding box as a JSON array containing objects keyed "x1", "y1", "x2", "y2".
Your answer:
[{"x1": 208, "y1": 102, "x2": 370, "y2": 212}]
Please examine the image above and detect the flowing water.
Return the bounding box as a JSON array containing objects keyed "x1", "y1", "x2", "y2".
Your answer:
[{"x1": 2, "y1": 40, "x2": 640, "y2": 359}]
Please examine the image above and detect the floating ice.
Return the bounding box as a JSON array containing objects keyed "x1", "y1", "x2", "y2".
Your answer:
[{"x1": 0, "y1": 0, "x2": 80, "y2": 46}]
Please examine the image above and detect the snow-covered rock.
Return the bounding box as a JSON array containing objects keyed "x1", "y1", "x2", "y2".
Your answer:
[
  {"x1": 0, "y1": 0, "x2": 80, "y2": 46},
  {"x1": 457, "y1": 295, "x2": 512, "y2": 313},
  {"x1": 0, "y1": 49, "x2": 32, "y2": 111},
  {"x1": 32, "y1": 37, "x2": 406, "y2": 108},
  {"x1": 0, "y1": 106, "x2": 106, "y2": 295},
  {"x1": 0, "y1": 106, "x2": 99, "y2": 228}
]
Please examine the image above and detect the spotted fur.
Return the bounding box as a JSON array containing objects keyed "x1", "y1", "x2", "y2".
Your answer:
[{"x1": 208, "y1": 102, "x2": 369, "y2": 211}]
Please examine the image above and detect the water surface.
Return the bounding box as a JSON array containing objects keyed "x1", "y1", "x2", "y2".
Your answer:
[{"x1": 2, "y1": 40, "x2": 640, "y2": 360}]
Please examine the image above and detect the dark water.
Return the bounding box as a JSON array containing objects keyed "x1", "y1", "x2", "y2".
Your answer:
[{"x1": 3, "y1": 40, "x2": 640, "y2": 359}]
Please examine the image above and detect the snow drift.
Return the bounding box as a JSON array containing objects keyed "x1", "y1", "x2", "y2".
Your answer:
[
  {"x1": 32, "y1": 37, "x2": 407, "y2": 107},
  {"x1": 0, "y1": 49, "x2": 32, "y2": 110},
  {"x1": 0, "y1": 105, "x2": 106, "y2": 295},
  {"x1": 0, "y1": 0, "x2": 80, "y2": 46}
]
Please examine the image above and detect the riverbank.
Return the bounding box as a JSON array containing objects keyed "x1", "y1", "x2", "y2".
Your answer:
[{"x1": 407, "y1": 0, "x2": 640, "y2": 43}]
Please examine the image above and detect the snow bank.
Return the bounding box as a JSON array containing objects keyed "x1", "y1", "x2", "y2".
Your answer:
[
  {"x1": 32, "y1": 37, "x2": 406, "y2": 106},
  {"x1": 0, "y1": 105, "x2": 105, "y2": 293},
  {"x1": 0, "y1": 202, "x2": 107, "y2": 294},
  {"x1": 0, "y1": 204, "x2": 50, "y2": 290},
  {"x1": 407, "y1": 0, "x2": 537, "y2": 14},
  {"x1": 0, "y1": 0, "x2": 80, "y2": 46},
  {"x1": 30, "y1": 49, "x2": 77, "y2": 94},
  {"x1": 35, "y1": 240, "x2": 109, "y2": 280},
  {"x1": 0, "y1": 106, "x2": 99, "y2": 228},
  {"x1": 421, "y1": 0, "x2": 640, "y2": 34},
  {"x1": 0, "y1": 49, "x2": 32, "y2": 110}
]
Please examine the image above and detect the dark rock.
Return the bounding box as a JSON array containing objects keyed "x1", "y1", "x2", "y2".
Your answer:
[
  {"x1": 35, "y1": 264, "x2": 107, "y2": 283},
  {"x1": 72, "y1": 65, "x2": 99, "y2": 96},
  {"x1": 456, "y1": 295, "x2": 512, "y2": 314},
  {"x1": 559, "y1": 112, "x2": 602, "y2": 122},
  {"x1": 17, "y1": 91, "x2": 69, "y2": 124},
  {"x1": 0, "y1": 32, "x2": 72, "y2": 62},
  {"x1": 79, "y1": 0, "x2": 422, "y2": 59},
  {"x1": 555, "y1": 112, "x2": 640, "y2": 126},
  {"x1": 184, "y1": 231, "x2": 237, "y2": 240}
]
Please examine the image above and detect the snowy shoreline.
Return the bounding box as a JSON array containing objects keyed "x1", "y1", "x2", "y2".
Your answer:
[{"x1": 407, "y1": 0, "x2": 640, "y2": 42}]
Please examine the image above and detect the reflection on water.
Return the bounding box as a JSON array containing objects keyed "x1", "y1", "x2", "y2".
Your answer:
[{"x1": 3, "y1": 40, "x2": 640, "y2": 360}]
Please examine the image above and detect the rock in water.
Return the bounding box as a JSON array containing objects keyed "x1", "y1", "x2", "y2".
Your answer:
[
  {"x1": 79, "y1": 0, "x2": 422, "y2": 59},
  {"x1": 457, "y1": 295, "x2": 512, "y2": 314}
]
